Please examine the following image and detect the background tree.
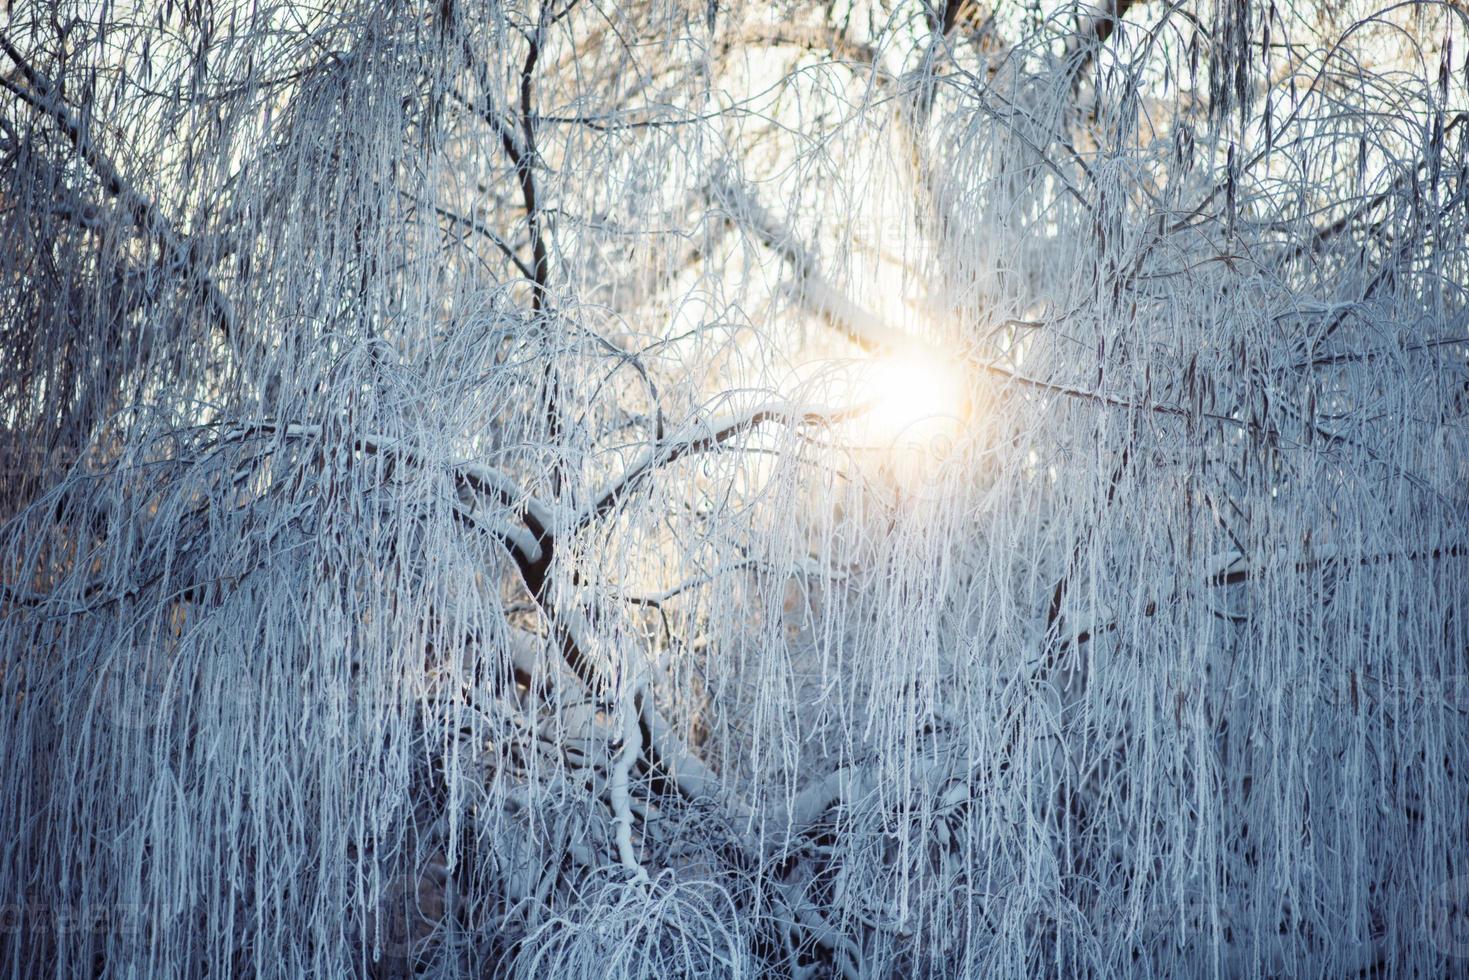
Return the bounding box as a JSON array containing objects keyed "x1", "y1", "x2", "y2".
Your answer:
[{"x1": 1, "y1": 0, "x2": 1467, "y2": 976}]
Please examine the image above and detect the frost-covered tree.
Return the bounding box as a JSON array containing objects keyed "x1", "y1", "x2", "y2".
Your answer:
[{"x1": 1, "y1": 0, "x2": 1467, "y2": 976}]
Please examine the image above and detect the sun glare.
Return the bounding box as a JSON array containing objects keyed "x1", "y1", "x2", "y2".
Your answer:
[{"x1": 859, "y1": 347, "x2": 969, "y2": 450}]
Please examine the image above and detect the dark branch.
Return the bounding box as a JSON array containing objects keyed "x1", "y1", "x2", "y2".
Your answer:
[
  {"x1": 579, "y1": 402, "x2": 850, "y2": 531},
  {"x1": 0, "y1": 35, "x2": 237, "y2": 342}
]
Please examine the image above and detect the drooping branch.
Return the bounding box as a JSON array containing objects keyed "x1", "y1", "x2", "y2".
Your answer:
[{"x1": 0, "y1": 35, "x2": 238, "y2": 342}]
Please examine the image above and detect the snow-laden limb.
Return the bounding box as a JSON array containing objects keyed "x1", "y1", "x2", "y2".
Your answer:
[
  {"x1": 711, "y1": 173, "x2": 912, "y2": 353},
  {"x1": 780, "y1": 765, "x2": 877, "y2": 840},
  {"x1": 455, "y1": 459, "x2": 561, "y2": 538},
  {"x1": 1203, "y1": 537, "x2": 1469, "y2": 586},
  {"x1": 638, "y1": 694, "x2": 742, "y2": 817},
  {"x1": 607, "y1": 556, "x2": 849, "y2": 607},
  {"x1": 608, "y1": 683, "x2": 649, "y2": 881},
  {"x1": 768, "y1": 877, "x2": 865, "y2": 980},
  {"x1": 546, "y1": 597, "x2": 748, "y2": 823},
  {"x1": 450, "y1": 499, "x2": 545, "y2": 568}
]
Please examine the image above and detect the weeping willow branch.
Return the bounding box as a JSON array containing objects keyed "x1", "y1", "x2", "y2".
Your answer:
[{"x1": 0, "y1": 35, "x2": 238, "y2": 341}]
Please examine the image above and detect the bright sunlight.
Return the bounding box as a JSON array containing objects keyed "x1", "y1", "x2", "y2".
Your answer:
[{"x1": 857, "y1": 347, "x2": 970, "y2": 450}]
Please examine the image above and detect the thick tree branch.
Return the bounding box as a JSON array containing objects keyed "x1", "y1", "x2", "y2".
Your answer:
[{"x1": 711, "y1": 175, "x2": 911, "y2": 352}]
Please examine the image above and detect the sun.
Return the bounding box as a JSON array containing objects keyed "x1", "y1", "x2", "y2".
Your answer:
[{"x1": 858, "y1": 346, "x2": 970, "y2": 450}]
